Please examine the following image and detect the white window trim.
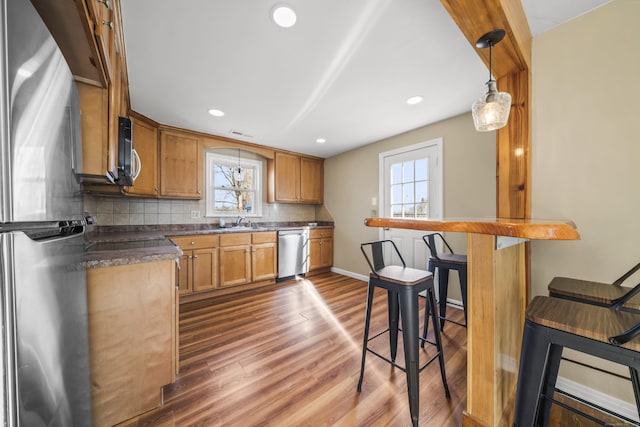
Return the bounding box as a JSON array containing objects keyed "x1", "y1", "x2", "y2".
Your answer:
[{"x1": 205, "y1": 152, "x2": 263, "y2": 218}]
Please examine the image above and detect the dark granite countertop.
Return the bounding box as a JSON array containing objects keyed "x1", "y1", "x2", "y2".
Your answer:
[{"x1": 85, "y1": 221, "x2": 334, "y2": 268}]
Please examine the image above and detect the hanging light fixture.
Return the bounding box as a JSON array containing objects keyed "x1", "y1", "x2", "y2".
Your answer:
[
  {"x1": 471, "y1": 29, "x2": 512, "y2": 132},
  {"x1": 234, "y1": 149, "x2": 245, "y2": 183}
]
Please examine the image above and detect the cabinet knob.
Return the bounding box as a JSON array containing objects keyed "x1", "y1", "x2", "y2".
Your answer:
[
  {"x1": 193, "y1": 255, "x2": 198, "y2": 259},
  {"x1": 102, "y1": 20, "x2": 113, "y2": 29},
  {"x1": 188, "y1": 255, "x2": 193, "y2": 259},
  {"x1": 190, "y1": 241, "x2": 195, "y2": 245}
]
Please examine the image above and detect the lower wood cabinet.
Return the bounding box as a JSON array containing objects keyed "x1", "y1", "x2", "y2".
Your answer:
[
  {"x1": 309, "y1": 228, "x2": 334, "y2": 274},
  {"x1": 219, "y1": 233, "x2": 252, "y2": 287},
  {"x1": 251, "y1": 232, "x2": 278, "y2": 282},
  {"x1": 170, "y1": 235, "x2": 219, "y2": 294},
  {"x1": 86, "y1": 259, "x2": 177, "y2": 427},
  {"x1": 172, "y1": 231, "x2": 277, "y2": 297}
]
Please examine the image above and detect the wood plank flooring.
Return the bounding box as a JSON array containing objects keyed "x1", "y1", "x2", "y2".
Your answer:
[
  {"x1": 117, "y1": 272, "x2": 631, "y2": 426},
  {"x1": 119, "y1": 272, "x2": 467, "y2": 426}
]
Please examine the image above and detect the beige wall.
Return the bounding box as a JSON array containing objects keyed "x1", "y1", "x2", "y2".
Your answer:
[
  {"x1": 530, "y1": 0, "x2": 640, "y2": 403},
  {"x1": 324, "y1": 112, "x2": 495, "y2": 282}
]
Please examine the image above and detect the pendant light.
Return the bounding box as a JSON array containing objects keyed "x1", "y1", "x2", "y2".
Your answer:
[
  {"x1": 471, "y1": 29, "x2": 512, "y2": 132},
  {"x1": 234, "y1": 149, "x2": 245, "y2": 183}
]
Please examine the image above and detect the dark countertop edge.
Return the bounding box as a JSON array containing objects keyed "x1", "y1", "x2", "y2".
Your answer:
[
  {"x1": 91, "y1": 221, "x2": 334, "y2": 236},
  {"x1": 85, "y1": 222, "x2": 334, "y2": 268},
  {"x1": 85, "y1": 251, "x2": 181, "y2": 269}
]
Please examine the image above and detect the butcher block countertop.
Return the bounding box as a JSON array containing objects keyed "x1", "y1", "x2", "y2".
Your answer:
[{"x1": 84, "y1": 221, "x2": 334, "y2": 268}]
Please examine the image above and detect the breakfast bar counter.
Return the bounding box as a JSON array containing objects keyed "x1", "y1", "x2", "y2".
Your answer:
[{"x1": 364, "y1": 217, "x2": 580, "y2": 427}]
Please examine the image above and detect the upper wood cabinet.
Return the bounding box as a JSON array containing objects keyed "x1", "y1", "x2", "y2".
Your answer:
[
  {"x1": 269, "y1": 152, "x2": 324, "y2": 204},
  {"x1": 159, "y1": 129, "x2": 203, "y2": 199},
  {"x1": 86, "y1": 0, "x2": 117, "y2": 84},
  {"x1": 123, "y1": 114, "x2": 159, "y2": 197},
  {"x1": 273, "y1": 152, "x2": 300, "y2": 203},
  {"x1": 77, "y1": 82, "x2": 112, "y2": 179},
  {"x1": 300, "y1": 157, "x2": 324, "y2": 204}
]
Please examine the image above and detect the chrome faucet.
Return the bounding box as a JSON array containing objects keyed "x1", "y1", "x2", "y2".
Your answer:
[{"x1": 235, "y1": 216, "x2": 245, "y2": 226}]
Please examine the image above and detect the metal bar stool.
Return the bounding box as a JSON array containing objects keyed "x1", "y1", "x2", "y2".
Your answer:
[
  {"x1": 358, "y1": 240, "x2": 450, "y2": 427},
  {"x1": 421, "y1": 233, "x2": 468, "y2": 337},
  {"x1": 513, "y1": 296, "x2": 640, "y2": 426}
]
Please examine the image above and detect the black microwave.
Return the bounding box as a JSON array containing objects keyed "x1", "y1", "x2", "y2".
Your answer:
[{"x1": 115, "y1": 116, "x2": 140, "y2": 186}]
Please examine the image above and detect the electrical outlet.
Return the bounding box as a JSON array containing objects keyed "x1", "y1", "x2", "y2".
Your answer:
[{"x1": 190, "y1": 210, "x2": 200, "y2": 219}]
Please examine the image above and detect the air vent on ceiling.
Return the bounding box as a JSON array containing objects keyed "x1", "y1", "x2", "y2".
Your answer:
[{"x1": 229, "y1": 129, "x2": 254, "y2": 138}]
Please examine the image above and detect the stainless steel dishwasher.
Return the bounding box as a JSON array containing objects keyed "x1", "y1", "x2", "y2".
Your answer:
[{"x1": 277, "y1": 228, "x2": 309, "y2": 280}]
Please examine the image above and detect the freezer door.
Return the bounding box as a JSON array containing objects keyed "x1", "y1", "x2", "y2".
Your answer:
[
  {"x1": 1, "y1": 230, "x2": 91, "y2": 427},
  {"x1": 0, "y1": 0, "x2": 83, "y2": 223}
]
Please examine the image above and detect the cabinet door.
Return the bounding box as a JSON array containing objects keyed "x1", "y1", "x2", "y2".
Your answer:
[
  {"x1": 319, "y1": 238, "x2": 334, "y2": 268},
  {"x1": 300, "y1": 157, "x2": 324, "y2": 204},
  {"x1": 308, "y1": 238, "x2": 322, "y2": 271},
  {"x1": 124, "y1": 116, "x2": 158, "y2": 197},
  {"x1": 160, "y1": 130, "x2": 203, "y2": 199},
  {"x1": 192, "y1": 248, "x2": 218, "y2": 292},
  {"x1": 77, "y1": 82, "x2": 110, "y2": 177},
  {"x1": 274, "y1": 152, "x2": 300, "y2": 202},
  {"x1": 309, "y1": 238, "x2": 333, "y2": 271},
  {"x1": 219, "y1": 245, "x2": 251, "y2": 287},
  {"x1": 88, "y1": 0, "x2": 115, "y2": 83},
  {"x1": 252, "y1": 243, "x2": 277, "y2": 282},
  {"x1": 177, "y1": 253, "x2": 192, "y2": 295}
]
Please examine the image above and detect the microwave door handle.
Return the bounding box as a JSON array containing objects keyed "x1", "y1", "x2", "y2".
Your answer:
[{"x1": 131, "y1": 149, "x2": 142, "y2": 181}]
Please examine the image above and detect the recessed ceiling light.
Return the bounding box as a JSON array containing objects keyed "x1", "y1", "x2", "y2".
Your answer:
[
  {"x1": 406, "y1": 96, "x2": 423, "y2": 105},
  {"x1": 208, "y1": 109, "x2": 225, "y2": 117},
  {"x1": 271, "y1": 4, "x2": 297, "y2": 28},
  {"x1": 316, "y1": 138, "x2": 326, "y2": 144}
]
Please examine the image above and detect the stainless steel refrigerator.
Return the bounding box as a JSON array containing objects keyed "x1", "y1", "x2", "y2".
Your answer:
[{"x1": 0, "y1": 0, "x2": 91, "y2": 425}]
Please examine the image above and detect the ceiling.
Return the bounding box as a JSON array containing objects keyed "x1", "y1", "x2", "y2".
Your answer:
[{"x1": 120, "y1": 0, "x2": 610, "y2": 159}]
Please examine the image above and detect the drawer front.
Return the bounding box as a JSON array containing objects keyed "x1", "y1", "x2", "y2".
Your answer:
[
  {"x1": 169, "y1": 235, "x2": 218, "y2": 250},
  {"x1": 309, "y1": 228, "x2": 333, "y2": 239},
  {"x1": 252, "y1": 231, "x2": 277, "y2": 244},
  {"x1": 219, "y1": 232, "x2": 251, "y2": 247}
]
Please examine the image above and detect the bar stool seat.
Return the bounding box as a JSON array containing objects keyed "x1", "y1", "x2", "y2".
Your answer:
[
  {"x1": 513, "y1": 296, "x2": 640, "y2": 426},
  {"x1": 548, "y1": 261, "x2": 640, "y2": 311},
  {"x1": 549, "y1": 276, "x2": 640, "y2": 311},
  {"x1": 358, "y1": 240, "x2": 450, "y2": 427}
]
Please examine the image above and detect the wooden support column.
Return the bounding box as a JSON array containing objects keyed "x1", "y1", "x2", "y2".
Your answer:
[{"x1": 440, "y1": 1, "x2": 532, "y2": 425}]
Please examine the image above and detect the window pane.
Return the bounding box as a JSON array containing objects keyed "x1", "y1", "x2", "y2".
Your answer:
[
  {"x1": 403, "y1": 182, "x2": 414, "y2": 203},
  {"x1": 403, "y1": 204, "x2": 415, "y2": 217},
  {"x1": 416, "y1": 202, "x2": 428, "y2": 218},
  {"x1": 214, "y1": 189, "x2": 239, "y2": 211},
  {"x1": 391, "y1": 184, "x2": 402, "y2": 205},
  {"x1": 415, "y1": 181, "x2": 428, "y2": 204},
  {"x1": 403, "y1": 161, "x2": 414, "y2": 182},
  {"x1": 391, "y1": 163, "x2": 402, "y2": 185},
  {"x1": 215, "y1": 165, "x2": 233, "y2": 188},
  {"x1": 415, "y1": 158, "x2": 428, "y2": 181},
  {"x1": 391, "y1": 204, "x2": 403, "y2": 218}
]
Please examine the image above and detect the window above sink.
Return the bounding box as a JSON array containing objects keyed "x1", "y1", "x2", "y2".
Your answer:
[{"x1": 205, "y1": 151, "x2": 263, "y2": 218}]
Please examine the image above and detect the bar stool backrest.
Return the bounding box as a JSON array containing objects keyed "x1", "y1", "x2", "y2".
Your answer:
[
  {"x1": 422, "y1": 233, "x2": 455, "y2": 261},
  {"x1": 360, "y1": 240, "x2": 406, "y2": 275}
]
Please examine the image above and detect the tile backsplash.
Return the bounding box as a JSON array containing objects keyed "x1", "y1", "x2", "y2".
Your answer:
[{"x1": 84, "y1": 195, "x2": 323, "y2": 226}]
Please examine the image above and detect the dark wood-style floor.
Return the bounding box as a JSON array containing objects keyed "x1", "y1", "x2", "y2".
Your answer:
[
  {"x1": 119, "y1": 272, "x2": 631, "y2": 427},
  {"x1": 119, "y1": 272, "x2": 466, "y2": 426}
]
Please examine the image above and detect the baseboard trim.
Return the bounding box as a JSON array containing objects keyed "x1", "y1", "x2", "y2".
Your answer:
[
  {"x1": 556, "y1": 376, "x2": 638, "y2": 422},
  {"x1": 331, "y1": 267, "x2": 367, "y2": 282}
]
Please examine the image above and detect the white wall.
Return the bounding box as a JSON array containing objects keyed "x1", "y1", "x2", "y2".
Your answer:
[{"x1": 530, "y1": 0, "x2": 640, "y2": 403}]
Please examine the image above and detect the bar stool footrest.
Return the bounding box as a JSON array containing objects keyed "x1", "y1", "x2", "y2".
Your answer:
[
  {"x1": 365, "y1": 328, "x2": 444, "y2": 373},
  {"x1": 546, "y1": 388, "x2": 640, "y2": 426}
]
